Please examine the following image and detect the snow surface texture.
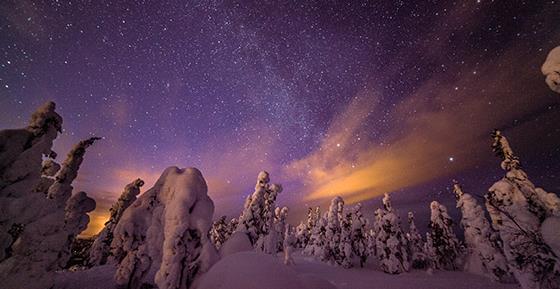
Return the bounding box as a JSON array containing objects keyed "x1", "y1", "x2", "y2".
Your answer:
[
  {"x1": 110, "y1": 167, "x2": 219, "y2": 289},
  {"x1": 0, "y1": 102, "x2": 98, "y2": 289},
  {"x1": 55, "y1": 251, "x2": 519, "y2": 289},
  {"x1": 194, "y1": 251, "x2": 325, "y2": 289},
  {"x1": 542, "y1": 46, "x2": 560, "y2": 93},
  {"x1": 219, "y1": 231, "x2": 253, "y2": 258},
  {"x1": 486, "y1": 130, "x2": 560, "y2": 289},
  {"x1": 89, "y1": 178, "x2": 144, "y2": 266},
  {"x1": 541, "y1": 217, "x2": 560, "y2": 257}
]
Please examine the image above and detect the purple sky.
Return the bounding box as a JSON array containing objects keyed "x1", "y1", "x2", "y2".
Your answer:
[{"x1": 1, "y1": 1, "x2": 559, "y2": 235}]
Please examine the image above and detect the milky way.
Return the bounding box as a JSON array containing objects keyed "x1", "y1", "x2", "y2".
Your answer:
[{"x1": 1, "y1": 1, "x2": 559, "y2": 235}]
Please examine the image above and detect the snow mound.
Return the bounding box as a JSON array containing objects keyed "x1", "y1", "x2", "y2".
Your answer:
[
  {"x1": 219, "y1": 231, "x2": 253, "y2": 258},
  {"x1": 194, "y1": 251, "x2": 309, "y2": 289},
  {"x1": 542, "y1": 46, "x2": 560, "y2": 94}
]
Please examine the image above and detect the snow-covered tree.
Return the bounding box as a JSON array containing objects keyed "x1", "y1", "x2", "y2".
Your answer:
[
  {"x1": 89, "y1": 178, "x2": 144, "y2": 266},
  {"x1": 283, "y1": 224, "x2": 296, "y2": 265},
  {"x1": 375, "y1": 193, "x2": 410, "y2": 274},
  {"x1": 367, "y1": 228, "x2": 377, "y2": 258},
  {"x1": 294, "y1": 207, "x2": 312, "y2": 248},
  {"x1": 236, "y1": 171, "x2": 283, "y2": 245},
  {"x1": 453, "y1": 181, "x2": 511, "y2": 282},
  {"x1": 351, "y1": 203, "x2": 369, "y2": 267},
  {"x1": 339, "y1": 212, "x2": 354, "y2": 268},
  {"x1": 323, "y1": 196, "x2": 344, "y2": 265},
  {"x1": 0, "y1": 103, "x2": 98, "y2": 289},
  {"x1": 62, "y1": 191, "x2": 97, "y2": 264},
  {"x1": 406, "y1": 212, "x2": 427, "y2": 269},
  {"x1": 274, "y1": 207, "x2": 289, "y2": 251},
  {"x1": 427, "y1": 201, "x2": 462, "y2": 270},
  {"x1": 210, "y1": 216, "x2": 229, "y2": 249},
  {"x1": 226, "y1": 218, "x2": 238, "y2": 237},
  {"x1": 0, "y1": 102, "x2": 62, "y2": 263},
  {"x1": 492, "y1": 131, "x2": 559, "y2": 218},
  {"x1": 46, "y1": 136, "x2": 101, "y2": 205},
  {"x1": 256, "y1": 206, "x2": 289, "y2": 254},
  {"x1": 371, "y1": 208, "x2": 385, "y2": 258},
  {"x1": 295, "y1": 221, "x2": 308, "y2": 249},
  {"x1": 486, "y1": 130, "x2": 560, "y2": 289},
  {"x1": 111, "y1": 167, "x2": 219, "y2": 289},
  {"x1": 304, "y1": 215, "x2": 328, "y2": 259}
]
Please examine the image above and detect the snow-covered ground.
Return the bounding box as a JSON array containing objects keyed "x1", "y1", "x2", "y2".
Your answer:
[{"x1": 54, "y1": 251, "x2": 519, "y2": 289}]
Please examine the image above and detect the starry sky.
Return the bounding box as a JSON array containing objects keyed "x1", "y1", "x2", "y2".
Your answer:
[{"x1": 1, "y1": 0, "x2": 559, "y2": 236}]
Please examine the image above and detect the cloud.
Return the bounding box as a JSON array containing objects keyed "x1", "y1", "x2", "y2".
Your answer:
[{"x1": 287, "y1": 47, "x2": 557, "y2": 205}]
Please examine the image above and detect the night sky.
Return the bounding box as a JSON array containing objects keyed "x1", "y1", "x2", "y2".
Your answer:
[{"x1": 1, "y1": 1, "x2": 559, "y2": 236}]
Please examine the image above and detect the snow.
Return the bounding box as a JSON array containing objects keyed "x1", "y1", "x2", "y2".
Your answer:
[
  {"x1": 194, "y1": 251, "x2": 307, "y2": 289},
  {"x1": 541, "y1": 216, "x2": 560, "y2": 257},
  {"x1": 219, "y1": 231, "x2": 253, "y2": 258},
  {"x1": 0, "y1": 103, "x2": 99, "y2": 289},
  {"x1": 487, "y1": 131, "x2": 560, "y2": 289},
  {"x1": 427, "y1": 201, "x2": 462, "y2": 271},
  {"x1": 110, "y1": 166, "x2": 218, "y2": 289},
  {"x1": 236, "y1": 171, "x2": 283, "y2": 246},
  {"x1": 47, "y1": 137, "x2": 101, "y2": 206},
  {"x1": 454, "y1": 182, "x2": 511, "y2": 282},
  {"x1": 375, "y1": 193, "x2": 410, "y2": 274},
  {"x1": 54, "y1": 251, "x2": 520, "y2": 289},
  {"x1": 54, "y1": 264, "x2": 116, "y2": 289},
  {"x1": 541, "y1": 46, "x2": 560, "y2": 93},
  {"x1": 89, "y1": 178, "x2": 145, "y2": 266}
]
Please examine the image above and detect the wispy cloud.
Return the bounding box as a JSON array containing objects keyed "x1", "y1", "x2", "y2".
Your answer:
[{"x1": 287, "y1": 47, "x2": 557, "y2": 204}]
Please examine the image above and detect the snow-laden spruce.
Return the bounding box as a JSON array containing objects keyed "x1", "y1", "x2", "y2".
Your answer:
[
  {"x1": 274, "y1": 207, "x2": 289, "y2": 252},
  {"x1": 89, "y1": 178, "x2": 145, "y2": 266},
  {"x1": 542, "y1": 46, "x2": 560, "y2": 94},
  {"x1": 0, "y1": 101, "x2": 62, "y2": 263},
  {"x1": 110, "y1": 167, "x2": 218, "y2": 289},
  {"x1": 367, "y1": 228, "x2": 377, "y2": 258},
  {"x1": 236, "y1": 171, "x2": 283, "y2": 245},
  {"x1": 351, "y1": 203, "x2": 369, "y2": 267},
  {"x1": 283, "y1": 224, "x2": 296, "y2": 265},
  {"x1": 256, "y1": 206, "x2": 289, "y2": 254},
  {"x1": 486, "y1": 130, "x2": 560, "y2": 289},
  {"x1": 10, "y1": 136, "x2": 99, "y2": 267},
  {"x1": 374, "y1": 193, "x2": 410, "y2": 274},
  {"x1": 453, "y1": 181, "x2": 512, "y2": 282},
  {"x1": 339, "y1": 211, "x2": 354, "y2": 268},
  {"x1": 210, "y1": 216, "x2": 230, "y2": 249},
  {"x1": 406, "y1": 212, "x2": 427, "y2": 269},
  {"x1": 64, "y1": 191, "x2": 97, "y2": 259},
  {"x1": 47, "y1": 136, "x2": 101, "y2": 205},
  {"x1": 0, "y1": 102, "x2": 98, "y2": 289},
  {"x1": 296, "y1": 206, "x2": 321, "y2": 249},
  {"x1": 324, "y1": 196, "x2": 345, "y2": 265},
  {"x1": 295, "y1": 207, "x2": 313, "y2": 248},
  {"x1": 426, "y1": 201, "x2": 462, "y2": 271},
  {"x1": 303, "y1": 212, "x2": 328, "y2": 258}
]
